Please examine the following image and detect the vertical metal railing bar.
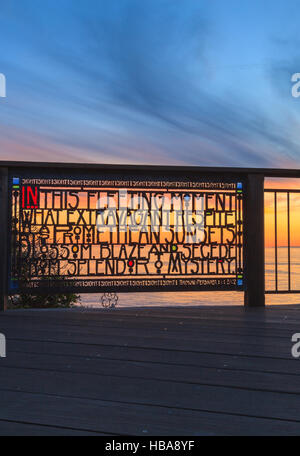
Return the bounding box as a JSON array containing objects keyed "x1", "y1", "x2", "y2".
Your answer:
[
  {"x1": 238, "y1": 193, "x2": 242, "y2": 272},
  {"x1": 274, "y1": 191, "x2": 278, "y2": 292},
  {"x1": 240, "y1": 195, "x2": 243, "y2": 272},
  {"x1": 235, "y1": 192, "x2": 237, "y2": 276},
  {"x1": 287, "y1": 192, "x2": 291, "y2": 292}
]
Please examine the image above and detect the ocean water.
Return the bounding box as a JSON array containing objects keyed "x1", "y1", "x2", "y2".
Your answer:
[{"x1": 79, "y1": 247, "x2": 300, "y2": 308}]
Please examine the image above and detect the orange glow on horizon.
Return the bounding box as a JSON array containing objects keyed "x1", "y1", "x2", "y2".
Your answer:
[{"x1": 264, "y1": 178, "x2": 300, "y2": 248}]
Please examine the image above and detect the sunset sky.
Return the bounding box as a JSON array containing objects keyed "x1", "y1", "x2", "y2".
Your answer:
[
  {"x1": 0, "y1": 0, "x2": 300, "y2": 168},
  {"x1": 1, "y1": 1, "x2": 299, "y2": 251}
]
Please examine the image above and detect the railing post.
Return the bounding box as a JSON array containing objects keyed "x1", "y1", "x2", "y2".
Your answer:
[
  {"x1": 244, "y1": 173, "x2": 265, "y2": 307},
  {"x1": 0, "y1": 168, "x2": 8, "y2": 311}
]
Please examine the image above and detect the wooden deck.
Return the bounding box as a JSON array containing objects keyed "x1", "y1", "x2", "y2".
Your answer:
[{"x1": 0, "y1": 304, "x2": 300, "y2": 435}]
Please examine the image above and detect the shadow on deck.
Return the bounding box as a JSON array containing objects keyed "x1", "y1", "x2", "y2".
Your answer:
[{"x1": 0, "y1": 304, "x2": 300, "y2": 435}]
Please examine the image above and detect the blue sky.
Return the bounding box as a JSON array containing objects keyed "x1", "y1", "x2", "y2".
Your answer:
[{"x1": 0, "y1": 0, "x2": 299, "y2": 167}]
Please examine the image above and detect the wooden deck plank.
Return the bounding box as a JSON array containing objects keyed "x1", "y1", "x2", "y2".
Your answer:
[
  {"x1": 7, "y1": 340, "x2": 300, "y2": 375},
  {"x1": 3, "y1": 306, "x2": 300, "y2": 333},
  {"x1": 4, "y1": 333, "x2": 294, "y2": 359},
  {"x1": 0, "y1": 419, "x2": 106, "y2": 436},
  {"x1": 0, "y1": 390, "x2": 299, "y2": 436},
  {"x1": 1, "y1": 365, "x2": 300, "y2": 422},
  {"x1": 2, "y1": 317, "x2": 299, "y2": 341},
  {"x1": 1, "y1": 351, "x2": 300, "y2": 394}
]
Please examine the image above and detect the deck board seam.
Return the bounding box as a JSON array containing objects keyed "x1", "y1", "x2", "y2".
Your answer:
[
  {"x1": 7, "y1": 349, "x2": 300, "y2": 376},
  {"x1": 0, "y1": 417, "x2": 118, "y2": 435},
  {"x1": 1, "y1": 363, "x2": 300, "y2": 396},
  {"x1": 6, "y1": 337, "x2": 295, "y2": 361},
  {"x1": 0, "y1": 386, "x2": 299, "y2": 425}
]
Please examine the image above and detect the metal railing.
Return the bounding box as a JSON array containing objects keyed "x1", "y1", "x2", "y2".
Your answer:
[
  {"x1": 0, "y1": 161, "x2": 299, "y2": 309},
  {"x1": 265, "y1": 189, "x2": 300, "y2": 294}
]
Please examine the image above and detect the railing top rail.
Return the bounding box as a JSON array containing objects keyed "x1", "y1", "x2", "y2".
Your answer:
[
  {"x1": 264, "y1": 189, "x2": 300, "y2": 193},
  {"x1": 0, "y1": 160, "x2": 299, "y2": 178}
]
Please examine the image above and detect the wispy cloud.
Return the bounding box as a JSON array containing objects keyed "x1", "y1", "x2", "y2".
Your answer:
[{"x1": 0, "y1": 0, "x2": 299, "y2": 167}]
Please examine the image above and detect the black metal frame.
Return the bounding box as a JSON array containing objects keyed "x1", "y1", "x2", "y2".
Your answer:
[{"x1": 8, "y1": 167, "x2": 245, "y2": 294}]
